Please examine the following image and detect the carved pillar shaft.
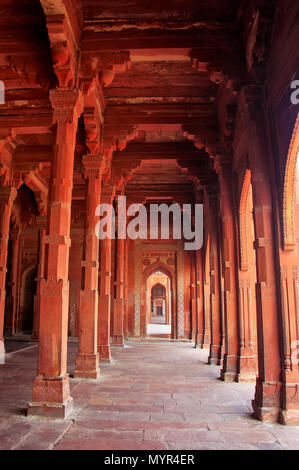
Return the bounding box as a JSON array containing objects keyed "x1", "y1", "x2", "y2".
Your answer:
[
  {"x1": 5, "y1": 226, "x2": 21, "y2": 336},
  {"x1": 190, "y1": 252, "x2": 197, "y2": 342},
  {"x1": 123, "y1": 238, "x2": 129, "y2": 338},
  {"x1": 208, "y1": 193, "x2": 222, "y2": 365},
  {"x1": 112, "y1": 218, "x2": 125, "y2": 346},
  {"x1": 195, "y1": 249, "x2": 204, "y2": 348},
  {"x1": 215, "y1": 159, "x2": 239, "y2": 382},
  {"x1": 0, "y1": 186, "x2": 17, "y2": 363},
  {"x1": 98, "y1": 184, "x2": 115, "y2": 362},
  {"x1": 201, "y1": 189, "x2": 212, "y2": 348},
  {"x1": 74, "y1": 159, "x2": 102, "y2": 379},
  {"x1": 247, "y1": 109, "x2": 282, "y2": 423},
  {"x1": 28, "y1": 89, "x2": 83, "y2": 418},
  {"x1": 32, "y1": 217, "x2": 47, "y2": 340}
]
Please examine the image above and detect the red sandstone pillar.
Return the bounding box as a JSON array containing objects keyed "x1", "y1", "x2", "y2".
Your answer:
[
  {"x1": 111, "y1": 195, "x2": 125, "y2": 346},
  {"x1": 195, "y1": 249, "x2": 204, "y2": 348},
  {"x1": 249, "y1": 111, "x2": 283, "y2": 422},
  {"x1": 123, "y1": 238, "x2": 129, "y2": 338},
  {"x1": 27, "y1": 89, "x2": 83, "y2": 418},
  {"x1": 0, "y1": 186, "x2": 17, "y2": 363},
  {"x1": 215, "y1": 157, "x2": 239, "y2": 382},
  {"x1": 32, "y1": 217, "x2": 47, "y2": 340},
  {"x1": 208, "y1": 192, "x2": 222, "y2": 365},
  {"x1": 74, "y1": 156, "x2": 102, "y2": 378},
  {"x1": 190, "y1": 252, "x2": 197, "y2": 342},
  {"x1": 201, "y1": 190, "x2": 211, "y2": 349},
  {"x1": 98, "y1": 184, "x2": 115, "y2": 362},
  {"x1": 5, "y1": 226, "x2": 20, "y2": 336}
]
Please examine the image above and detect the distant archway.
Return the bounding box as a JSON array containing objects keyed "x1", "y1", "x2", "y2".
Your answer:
[
  {"x1": 141, "y1": 261, "x2": 175, "y2": 338},
  {"x1": 149, "y1": 279, "x2": 168, "y2": 326},
  {"x1": 19, "y1": 263, "x2": 37, "y2": 333}
]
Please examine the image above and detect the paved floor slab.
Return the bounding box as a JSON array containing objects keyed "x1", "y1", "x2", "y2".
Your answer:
[{"x1": 0, "y1": 340, "x2": 299, "y2": 450}]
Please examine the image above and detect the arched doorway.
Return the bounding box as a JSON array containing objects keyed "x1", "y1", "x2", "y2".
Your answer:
[
  {"x1": 238, "y1": 169, "x2": 258, "y2": 380},
  {"x1": 19, "y1": 264, "x2": 37, "y2": 334},
  {"x1": 146, "y1": 272, "x2": 171, "y2": 337},
  {"x1": 282, "y1": 113, "x2": 299, "y2": 250},
  {"x1": 151, "y1": 282, "x2": 167, "y2": 322},
  {"x1": 140, "y1": 260, "x2": 176, "y2": 339}
]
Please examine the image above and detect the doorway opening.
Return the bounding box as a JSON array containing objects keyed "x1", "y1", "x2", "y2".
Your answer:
[{"x1": 146, "y1": 271, "x2": 171, "y2": 337}]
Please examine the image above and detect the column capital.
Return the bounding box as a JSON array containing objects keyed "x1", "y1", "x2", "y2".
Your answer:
[
  {"x1": 82, "y1": 154, "x2": 104, "y2": 179},
  {"x1": 50, "y1": 88, "x2": 84, "y2": 125}
]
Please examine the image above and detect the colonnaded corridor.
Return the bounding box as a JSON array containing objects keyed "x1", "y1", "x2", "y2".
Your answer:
[{"x1": 1, "y1": 339, "x2": 299, "y2": 451}]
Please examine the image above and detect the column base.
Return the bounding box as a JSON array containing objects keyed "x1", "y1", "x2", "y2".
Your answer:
[
  {"x1": 73, "y1": 353, "x2": 100, "y2": 379},
  {"x1": 28, "y1": 374, "x2": 73, "y2": 419},
  {"x1": 208, "y1": 345, "x2": 221, "y2": 365},
  {"x1": 236, "y1": 372, "x2": 257, "y2": 383},
  {"x1": 208, "y1": 357, "x2": 219, "y2": 365},
  {"x1": 220, "y1": 354, "x2": 238, "y2": 381},
  {"x1": 252, "y1": 399, "x2": 280, "y2": 423},
  {"x1": 111, "y1": 335, "x2": 124, "y2": 347},
  {"x1": 237, "y1": 353, "x2": 257, "y2": 382},
  {"x1": 201, "y1": 332, "x2": 210, "y2": 349},
  {"x1": 279, "y1": 409, "x2": 299, "y2": 425},
  {"x1": 98, "y1": 345, "x2": 111, "y2": 362},
  {"x1": 195, "y1": 334, "x2": 203, "y2": 348},
  {"x1": 220, "y1": 370, "x2": 236, "y2": 382},
  {"x1": 219, "y1": 345, "x2": 225, "y2": 365},
  {"x1": 0, "y1": 339, "x2": 5, "y2": 365},
  {"x1": 252, "y1": 378, "x2": 282, "y2": 422},
  {"x1": 27, "y1": 397, "x2": 73, "y2": 419}
]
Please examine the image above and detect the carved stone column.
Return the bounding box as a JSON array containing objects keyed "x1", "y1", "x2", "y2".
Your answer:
[
  {"x1": 248, "y1": 106, "x2": 283, "y2": 423},
  {"x1": 190, "y1": 252, "x2": 197, "y2": 342},
  {"x1": 111, "y1": 193, "x2": 125, "y2": 346},
  {"x1": 123, "y1": 238, "x2": 129, "y2": 338},
  {"x1": 0, "y1": 186, "x2": 17, "y2": 363},
  {"x1": 5, "y1": 226, "x2": 21, "y2": 336},
  {"x1": 195, "y1": 249, "x2": 204, "y2": 348},
  {"x1": 32, "y1": 216, "x2": 47, "y2": 340},
  {"x1": 98, "y1": 184, "x2": 115, "y2": 362},
  {"x1": 74, "y1": 155, "x2": 102, "y2": 379},
  {"x1": 215, "y1": 157, "x2": 239, "y2": 382},
  {"x1": 201, "y1": 189, "x2": 211, "y2": 349},
  {"x1": 27, "y1": 88, "x2": 83, "y2": 418},
  {"x1": 208, "y1": 192, "x2": 222, "y2": 365}
]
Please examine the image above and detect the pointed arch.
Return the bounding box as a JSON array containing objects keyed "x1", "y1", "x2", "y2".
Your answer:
[
  {"x1": 282, "y1": 112, "x2": 299, "y2": 250},
  {"x1": 141, "y1": 260, "x2": 175, "y2": 338},
  {"x1": 239, "y1": 168, "x2": 252, "y2": 271}
]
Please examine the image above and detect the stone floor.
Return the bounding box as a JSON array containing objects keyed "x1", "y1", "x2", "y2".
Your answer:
[{"x1": 1, "y1": 339, "x2": 299, "y2": 450}]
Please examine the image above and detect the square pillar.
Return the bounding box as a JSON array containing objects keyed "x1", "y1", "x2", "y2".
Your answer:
[
  {"x1": 208, "y1": 192, "x2": 222, "y2": 366},
  {"x1": 98, "y1": 184, "x2": 115, "y2": 362},
  {"x1": 0, "y1": 186, "x2": 17, "y2": 364},
  {"x1": 32, "y1": 217, "x2": 47, "y2": 340},
  {"x1": 27, "y1": 89, "x2": 83, "y2": 419},
  {"x1": 111, "y1": 194, "x2": 125, "y2": 346},
  {"x1": 74, "y1": 156, "x2": 102, "y2": 379},
  {"x1": 215, "y1": 158, "x2": 239, "y2": 382}
]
